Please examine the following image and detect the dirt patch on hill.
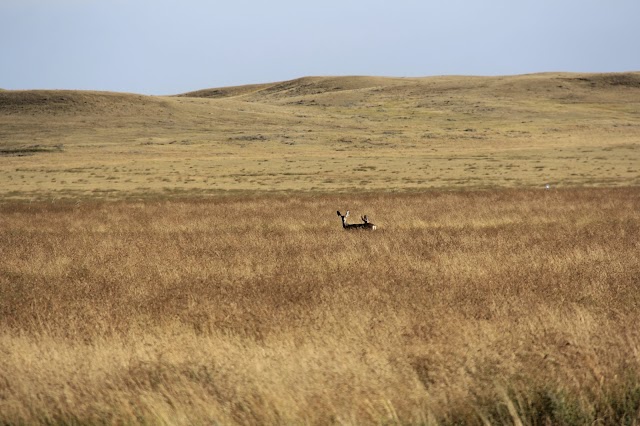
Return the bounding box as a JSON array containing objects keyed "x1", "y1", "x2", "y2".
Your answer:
[{"x1": 571, "y1": 72, "x2": 640, "y2": 89}]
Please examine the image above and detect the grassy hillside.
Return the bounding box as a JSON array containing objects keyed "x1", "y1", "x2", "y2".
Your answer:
[{"x1": 1, "y1": 72, "x2": 639, "y2": 200}]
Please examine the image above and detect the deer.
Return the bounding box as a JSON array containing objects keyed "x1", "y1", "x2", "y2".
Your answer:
[{"x1": 337, "y1": 210, "x2": 377, "y2": 231}]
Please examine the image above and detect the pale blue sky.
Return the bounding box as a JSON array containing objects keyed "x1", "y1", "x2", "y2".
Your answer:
[{"x1": 2, "y1": 0, "x2": 639, "y2": 95}]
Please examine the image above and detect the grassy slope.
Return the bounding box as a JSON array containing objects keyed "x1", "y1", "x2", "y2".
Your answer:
[{"x1": 1, "y1": 72, "x2": 639, "y2": 200}]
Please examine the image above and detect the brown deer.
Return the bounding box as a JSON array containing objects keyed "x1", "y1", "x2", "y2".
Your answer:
[{"x1": 337, "y1": 210, "x2": 377, "y2": 231}]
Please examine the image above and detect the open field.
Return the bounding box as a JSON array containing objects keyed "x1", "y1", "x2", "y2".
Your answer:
[
  {"x1": 1, "y1": 73, "x2": 640, "y2": 424},
  {"x1": 1, "y1": 189, "x2": 640, "y2": 424},
  {"x1": 1, "y1": 72, "x2": 640, "y2": 199}
]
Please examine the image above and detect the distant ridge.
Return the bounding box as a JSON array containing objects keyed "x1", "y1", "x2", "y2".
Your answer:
[
  {"x1": 177, "y1": 76, "x2": 413, "y2": 99},
  {"x1": 1, "y1": 71, "x2": 638, "y2": 118},
  {"x1": 177, "y1": 72, "x2": 640, "y2": 101},
  {"x1": 176, "y1": 82, "x2": 274, "y2": 99},
  {"x1": 2, "y1": 72, "x2": 638, "y2": 106}
]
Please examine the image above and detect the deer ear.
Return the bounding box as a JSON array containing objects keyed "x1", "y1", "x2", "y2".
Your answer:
[
  {"x1": 337, "y1": 211, "x2": 341, "y2": 217},
  {"x1": 345, "y1": 211, "x2": 350, "y2": 217}
]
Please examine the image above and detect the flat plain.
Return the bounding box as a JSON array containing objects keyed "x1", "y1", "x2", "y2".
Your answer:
[{"x1": 1, "y1": 73, "x2": 640, "y2": 424}]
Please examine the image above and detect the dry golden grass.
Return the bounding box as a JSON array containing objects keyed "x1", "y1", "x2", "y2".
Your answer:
[
  {"x1": 2, "y1": 73, "x2": 640, "y2": 424},
  {"x1": 1, "y1": 189, "x2": 639, "y2": 424},
  {"x1": 1, "y1": 72, "x2": 640, "y2": 200}
]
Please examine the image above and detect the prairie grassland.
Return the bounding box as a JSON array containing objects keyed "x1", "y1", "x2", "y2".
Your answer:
[
  {"x1": 1, "y1": 189, "x2": 640, "y2": 424},
  {"x1": 1, "y1": 73, "x2": 640, "y2": 200}
]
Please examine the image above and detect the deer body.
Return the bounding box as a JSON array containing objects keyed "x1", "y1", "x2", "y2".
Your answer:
[{"x1": 337, "y1": 210, "x2": 377, "y2": 231}]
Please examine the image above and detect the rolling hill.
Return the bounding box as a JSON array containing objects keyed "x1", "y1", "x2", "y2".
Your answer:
[{"x1": 1, "y1": 72, "x2": 639, "y2": 199}]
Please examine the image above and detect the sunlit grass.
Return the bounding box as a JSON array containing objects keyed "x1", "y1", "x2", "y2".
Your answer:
[
  {"x1": 1, "y1": 73, "x2": 639, "y2": 200},
  {"x1": 2, "y1": 73, "x2": 640, "y2": 423},
  {"x1": 1, "y1": 188, "x2": 639, "y2": 424}
]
